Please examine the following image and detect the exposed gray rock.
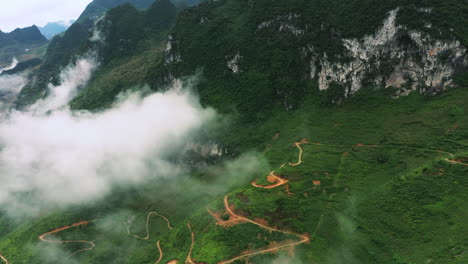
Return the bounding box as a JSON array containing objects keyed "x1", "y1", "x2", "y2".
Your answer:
[
  {"x1": 227, "y1": 52, "x2": 242, "y2": 73},
  {"x1": 310, "y1": 8, "x2": 467, "y2": 96},
  {"x1": 165, "y1": 34, "x2": 181, "y2": 64},
  {"x1": 257, "y1": 13, "x2": 304, "y2": 37}
]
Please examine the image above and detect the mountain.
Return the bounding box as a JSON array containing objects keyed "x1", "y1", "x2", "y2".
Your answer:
[
  {"x1": 77, "y1": 0, "x2": 157, "y2": 22},
  {"x1": 77, "y1": 0, "x2": 201, "y2": 23},
  {"x1": 0, "y1": 25, "x2": 48, "y2": 66},
  {"x1": 6, "y1": 26, "x2": 48, "y2": 45},
  {"x1": 1, "y1": 0, "x2": 467, "y2": 264},
  {"x1": 38, "y1": 20, "x2": 75, "y2": 39},
  {"x1": 161, "y1": 0, "x2": 467, "y2": 114},
  {"x1": 15, "y1": 0, "x2": 178, "y2": 109}
]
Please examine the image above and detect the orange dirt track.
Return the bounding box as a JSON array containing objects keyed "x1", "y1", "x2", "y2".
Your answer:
[
  {"x1": 251, "y1": 171, "x2": 289, "y2": 189},
  {"x1": 38, "y1": 220, "x2": 95, "y2": 257},
  {"x1": 289, "y1": 138, "x2": 309, "y2": 166},
  {"x1": 33, "y1": 140, "x2": 463, "y2": 264},
  {"x1": 212, "y1": 196, "x2": 310, "y2": 264},
  {"x1": 185, "y1": 221, "x2": 203, "y2": 264}
]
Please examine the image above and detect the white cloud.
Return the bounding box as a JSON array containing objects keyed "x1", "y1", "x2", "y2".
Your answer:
[
  {"x1": 0, "y1": 54, "x2": 217, "y2": 217},
  {"x1": 0, "y1": 71, "x2": 27, "y2": 114},
  {"x1": 0, "y1": 58, "x2": 18, "y2": 74},
  {"x1": 27, "y1": 56, "x2": 98, "y2": 114},
  {"x1": 0, "y1": 0, "x2": 92, "y2": 32}
]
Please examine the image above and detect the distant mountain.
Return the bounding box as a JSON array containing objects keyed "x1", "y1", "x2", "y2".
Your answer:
[
  {"x1": 38, "y1": 20, "x2": 75, "y2": 39},
  {"x1": 0, "y1": 26, "x2": 47, "y2": 66},
  {"x1": 0, "y1": 26, "x2": 47, "y2": 48}
]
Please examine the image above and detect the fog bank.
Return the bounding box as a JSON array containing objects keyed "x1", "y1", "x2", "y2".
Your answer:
[{"x1": 0, "y1": 54, "x2": 216, "y2": 217}]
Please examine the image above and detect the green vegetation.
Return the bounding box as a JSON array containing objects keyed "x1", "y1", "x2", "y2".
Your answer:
[
  {"x1": 158, "y1": 0, "x2": 468, "y2": 128},
  {"x1": 14, "y1": 22, "x2": 91, "y2": 108},
  {"x1": 77, "y1": 0, "x2": 156, "y2": 22},
  {"x1": 1, "y1": 0, "x2": 467, "y2": 263},
  {"x1": 2, "y1": 85, "x2": 467, "y2": 263}
]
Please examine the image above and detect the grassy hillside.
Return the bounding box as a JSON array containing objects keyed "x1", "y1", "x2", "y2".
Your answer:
[{"x1": 1, "y1": 86, "x2": 467, "y2": 264}]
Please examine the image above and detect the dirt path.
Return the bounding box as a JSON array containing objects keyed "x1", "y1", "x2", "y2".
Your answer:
[
  {"x1": 445, "y1": 158, "x2": 468, "y2": 166},
  {"x1": 0, "y1": 253, "x2": 9, "y2": 264},
  {"x1": 185, "y1": 221, "x2": 201, "y2": 264},
  {"x1": 38, "y1": 220, "x2": 95, "y2": 257},
  {"x1": 289, "y1": 139, "x2": 309, "y2": 166},
  {"x1": 214, "y1": 196, "x2": 310, "y2": 264},
  {"x1": 125, "y1": 211, "x2": 173, "y2": 240},
  {"x1": 251, "y1": 171, "x2": 289, "y2": 189},
  {"x1": 215, "y1": 140, "x2": 461, "y2": 263},
  {"x1": 207, "y1": 208, "x2": 247, "y2": 227},
  {"x1": 125, "y1": 211, "x2": 174, "y2": 264},
  {"x1": 155, "y1": 241, "x2": 163, "y2": 264}
]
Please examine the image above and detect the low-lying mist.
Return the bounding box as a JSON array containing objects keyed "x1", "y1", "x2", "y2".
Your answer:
[
  {"x1": 0, "y1": 72, "x2": 27, "y2": 113},
  {"x1": 0, "y1": 53, "x2": 217, "y2": 217},
  {"x1": 0, "y1": 58, "x2": 18, "y2": 74}
]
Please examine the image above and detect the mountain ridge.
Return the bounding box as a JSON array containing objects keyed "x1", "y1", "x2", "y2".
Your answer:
[{"x1": 0, "y1": 25, "x2": 47, "y2": 66}]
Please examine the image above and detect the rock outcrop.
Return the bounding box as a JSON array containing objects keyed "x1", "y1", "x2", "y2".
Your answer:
[{"x1": 311, "y1": 9, "x2": 467, "y2": 96}]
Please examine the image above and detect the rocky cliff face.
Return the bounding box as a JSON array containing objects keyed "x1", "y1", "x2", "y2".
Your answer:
[
  {"x1": 308, "y1": 9, "x2": 467, "y2": 96},
  {"x1": 167, "y1": 2, "x2": 467, "y2": 108}
]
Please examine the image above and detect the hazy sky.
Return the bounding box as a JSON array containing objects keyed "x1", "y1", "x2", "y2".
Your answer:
[{"x1": 0, "y1": 0, "x2": 92, "y2": 32}]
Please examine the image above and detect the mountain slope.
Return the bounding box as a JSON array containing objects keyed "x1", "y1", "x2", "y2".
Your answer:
[
  {"x1": 159, "y1": 0, "x2": 467, "y2": 120},
  {"x1": 0, "y1": 0, "x2": 467, "y2": 264}
]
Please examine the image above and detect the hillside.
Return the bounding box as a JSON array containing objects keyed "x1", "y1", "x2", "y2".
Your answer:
[{"x1": 0, "y1": 0, "x2": 467, "y2": 264}]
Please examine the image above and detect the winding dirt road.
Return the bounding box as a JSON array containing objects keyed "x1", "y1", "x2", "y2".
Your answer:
[
  {"x1": 155, "y1": 241, "x2": 163, "y2": 264},
  {"x1": 125, "y1": 211, "x2": 175, "y2": 264},
  {"x1": 125, "y1": 211, "x2": 173, "y2": 240},
  {"x1": 0, "y1": 253, "x2": 9, "y2": 264},
  {"x1": 251, "y1": 171, "x2": 289, "y2": 189},
  {"x1": 31, "y1": 140, "x2": 463, "y2": 264},
  {"x1": 212, "y1": 196, "x2": 310, "y2": 264},
  {"x1": 445, "y1": 158, "x2": 468, "y2": 166},
  {"x1": 185, "y1": 221, "x2": 202, "y2": 264},
  {"x1": 289, "y1": 138, "x2": 309, "y2": 166},
  {"x1": 251, "y1": 139, "x2": 309, "y2": 190},
  {"x1": 125, "y1": 211, "x2": 181, "y2": 264},
  {"x1": 38, "y1": 220, "x2": 95, "y2": 257}
]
